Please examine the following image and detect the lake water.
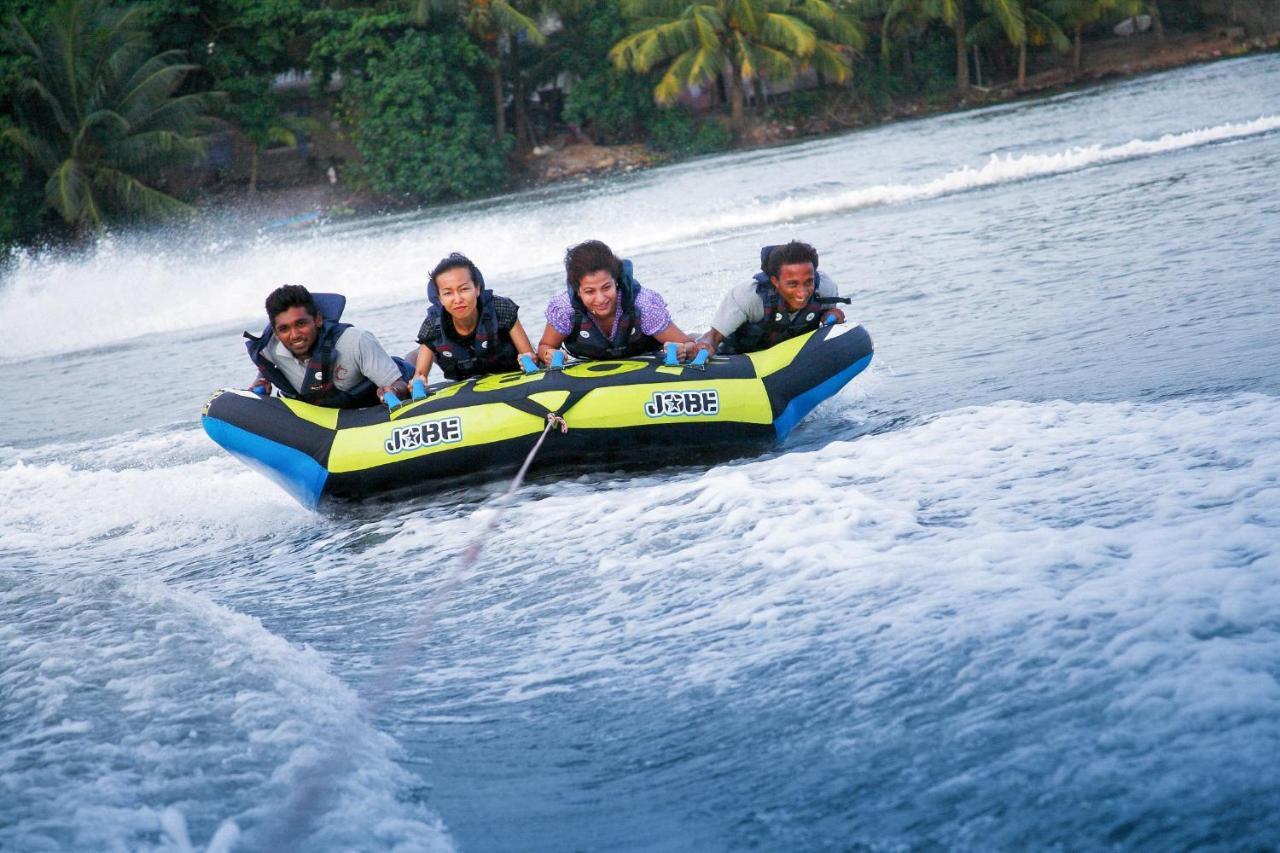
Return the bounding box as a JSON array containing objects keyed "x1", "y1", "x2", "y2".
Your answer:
[{"x1": 2, "y1": 53, "x2": 1279, "y2": 851}]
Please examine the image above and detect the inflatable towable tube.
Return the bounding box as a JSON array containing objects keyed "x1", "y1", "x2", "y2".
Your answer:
[{"x1": 202, "y1": 324, "x2": 874, "y2": 508}]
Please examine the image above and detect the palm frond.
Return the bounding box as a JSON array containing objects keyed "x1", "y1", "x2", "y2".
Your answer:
[
  {"x1": 491, "y1": 0, "x2": 547, "y2": 44},
  {"x1": 807, "y1": 40, "x2": 854, "y2": 79},
  {"x1": 760, "y1": 12, "x2": 818, "y2": 55},
  {"x1": 93, "y1": 165, "x2": 192, "y2": 219}
]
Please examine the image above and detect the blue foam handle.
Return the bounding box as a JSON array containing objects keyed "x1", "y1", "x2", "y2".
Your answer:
[
  {"x1": 550, "y1": 350, "x2": 565, "y2": 369},
  {"x1": 411, "y1": 378, "x2": 428, "y2": 400},
  {"x1": 252, "y1": 385, "x2": 267, "y2": 396},
  {"x1": 520, "y1": 353, "x2": 539, "y2": 374},
  {"x1": 383, "y1": 390, "x2": 403, "y2": 410},
  {"x1": 823, "y1": 313, "x2": 837, "y2": 326},
  {"x1": 691, "y1": 348, "x2": 710, "y2": 367},
  {"x1": 664, "y1": 342, "x2": 680, "y2": 366}
]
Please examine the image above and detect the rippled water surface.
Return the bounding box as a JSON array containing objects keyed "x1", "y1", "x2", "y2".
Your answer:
[{"x1": 3, "y1": 54, "x2": 1279, "y2": 851}]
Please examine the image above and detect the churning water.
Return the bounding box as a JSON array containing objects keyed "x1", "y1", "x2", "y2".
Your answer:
[{"x1": 2, "y1": 53, "x2": 1279, "y2": 851}]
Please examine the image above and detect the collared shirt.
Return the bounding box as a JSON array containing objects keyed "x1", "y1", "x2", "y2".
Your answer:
[
  {"x1": 710, "y1": 274, "x2": 840, "y2": 337},
  {"x1": 264, "y1": 326, "x2": 403, "y2": 391}
]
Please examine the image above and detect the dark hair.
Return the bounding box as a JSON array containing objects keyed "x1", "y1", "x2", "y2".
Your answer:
[
  {"x1": 565, "y1": 240, "x2": 622, "y2": 289},
  {"x1": 765, "y1": 241, "x2": 819, "y2": 278},
  {"x1": 265, "y1": 284, "x2": 317, "y2": 324},
  {"x1": 430, "y1": 252, "x2": 483, "y2": 288}
]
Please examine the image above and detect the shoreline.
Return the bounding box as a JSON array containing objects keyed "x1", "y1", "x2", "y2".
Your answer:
[{"x1": 219, "y1": 30, "x2": 1280, "y2": 229}]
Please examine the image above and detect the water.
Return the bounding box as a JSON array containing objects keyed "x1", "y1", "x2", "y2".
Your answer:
[{"x1": 2, "y1": 54, "x2": 1279, "y2": 850}]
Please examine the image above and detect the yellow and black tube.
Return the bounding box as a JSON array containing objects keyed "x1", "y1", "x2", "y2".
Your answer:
[{"x1": 202, "y1": 324, "x2": 873, "y2": 508}]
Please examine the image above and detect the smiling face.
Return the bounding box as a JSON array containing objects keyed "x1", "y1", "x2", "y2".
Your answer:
[
  {"x1": 576, "y1": 269, "x2": 619, "y2": 322},
  {"x1": 272, "y1": 305, "x2": 322, "y2": 358},
  {"x1": 771, "y1": 261, "x2": 817, "y2": 312},
  {"x1": 435, "y1": 267, "x2": 480, "y2": 327}
]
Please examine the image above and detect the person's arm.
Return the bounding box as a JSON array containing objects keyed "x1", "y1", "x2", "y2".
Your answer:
[
  {"x1": 537, "y1": 295, "x2": 574, "y2": 365},
  {"x1": 536, "y1": 323, "x2": 567, "y2": 365},
  {"x1": 652, "y1": 322, "x2": 698, "y2": 360},
  {"x1": 694, "y1": 328, "x2": 724, "y2": 354},
  {"x1": 412, "y1": 343, "x2": 435, "y2": 384},
  {"x1": 817, "y1": 273, "x2": 845, "y2": 325},
  {"x1": 695, "y1": 282, "x2": 757, "y2": 354},
  {"x1": 350, "y1": 330, "x2": 408, "y2": 400},
  {"x1": 509, "y1": 320, "x2": 535, "y2": 360},
  {"x1": 250, "y1": 370, "x2": 272, "y2": 395}
]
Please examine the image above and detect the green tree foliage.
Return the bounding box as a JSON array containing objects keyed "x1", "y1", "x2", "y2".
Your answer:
[
  {"x1": 0, "y1": 0, "x2": 57, "y2": 251},
  {"x1": 327, "y1": 24, "x2": 510, "y2": 202},
  {"x1": 610, "y1": 0, "x2": 865, "y2": 137},
  {"x1": 411, "y1": 0, "x2": 546, "y2": 140},
  {"x1": 139, "y1": 0, "x2": 309, "y2": 189},
  {"x1": 2, "y1": 0, "x2": 222, "y2": 233},
  {"x1": 879, "y1": 0, "x2": 1022, "y2": 92},
  {"x1": 1050, "y1": 0, "x2": 1141, "y2": 71},
  {"x1": 546, "y1": 3, "x2": 663, "y2": 144}
]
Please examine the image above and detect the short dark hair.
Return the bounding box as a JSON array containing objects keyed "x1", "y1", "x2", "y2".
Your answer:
[
  {"x1": 565, "y1": 240, "x2": 622, "y2": 289},
  {"x1": 265, "y1": 284, "x2": 317, "y2": 324},
  {"x1": 430, "y1": 252, "x2": 482, "y2": 287},
  {"x1": 765, "y1": 241, "x2": 819, "y2": 278}
]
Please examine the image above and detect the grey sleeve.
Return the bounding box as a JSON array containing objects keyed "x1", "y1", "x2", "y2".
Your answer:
[
  {"x1": 710, "y1": 280, "x2": 766, "y2": 337},
  {"x1": 817, "y1": 272, "x2": 840, "y2": 298},
  {"x1": 348, "y1": 329, "x2": 405, "y2": 388}
]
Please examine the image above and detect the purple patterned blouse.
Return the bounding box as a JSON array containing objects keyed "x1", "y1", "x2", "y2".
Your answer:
[{"x1": 545, "y1": 287, "x2": 672, "y2": 337}]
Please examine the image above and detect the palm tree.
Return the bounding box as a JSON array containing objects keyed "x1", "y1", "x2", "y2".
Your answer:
[
  {"x1": 880, "y1": 0, "x2": 1020, "y2": 92},
  {"x1": 970, "y1": 0, "x2": 1058, "y2": 87},
  {"x1": 1049, "y1": 0, "x2": 1141, "y2": 71},
  {"x1": 610, "y1": 0, "x2": 864, "y2": 139},
  {"x1": 2, "y1": 0, "x2": 222, "y2": 233},
  {"x1": 412, "y1": 0, "x2": 547, "y2": 140}
]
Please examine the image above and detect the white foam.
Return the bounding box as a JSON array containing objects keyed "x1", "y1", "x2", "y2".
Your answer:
[
  {"x1": 353, "y1": 394, "x2": 1280, "y2": 735},
  {"x1": 2, "y1": 114, "x2": 1275, "y2": 361},
  {"x1": 0, "y1": 430, "x2": 298, "y2": 558},
  {"x1": 0, "y1": 573, "x2": 453, "y2": 851}
]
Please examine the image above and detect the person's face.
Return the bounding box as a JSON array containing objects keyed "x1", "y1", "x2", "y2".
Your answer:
[
  {"x1": 273, "y1": 305, "x2": 321, "y2": 358},
  {"x1": 577, "y1": 269, "x2": 618, "y2": 321},
  {"x1": 771, "y1": 262, "x2": 816, "y2": 312},
  {"x1": 436, "y1": 267, "x2": 479, "y2": 323}
]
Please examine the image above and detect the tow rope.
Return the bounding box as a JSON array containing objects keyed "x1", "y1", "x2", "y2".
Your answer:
[{"x1": 265, "y1": 412, "x2": 568, "y2": 848}]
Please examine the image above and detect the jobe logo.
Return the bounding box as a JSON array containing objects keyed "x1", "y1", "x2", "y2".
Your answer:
[
  {"x1": 644, "y1": 389, "x2": 719, "y2": 418},
  {"x1": 385, "y1": 416, "x2": 463, "y2": 454}
]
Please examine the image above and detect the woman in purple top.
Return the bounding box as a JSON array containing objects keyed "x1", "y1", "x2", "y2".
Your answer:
[{"x1": 536, "y1": 240, "x2": 697, "y2": 364}]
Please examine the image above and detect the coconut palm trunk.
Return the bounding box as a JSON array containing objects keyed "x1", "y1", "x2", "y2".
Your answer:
[
  {"x1": 727, "y1": 62, "x2": 746, "y2": 138},
  {"x1": 488, "y1": 36, "x2": 505, "y2": 140},
  {"x1": 954, "y1": 14, "x2": 970, "y2": 91},
  {"x1": 1018, "y1": 39, "x2": 1026, "y2": 87},
  {"x1": 1073, "y1": 24, "x2": 1082, "y2": 71}
]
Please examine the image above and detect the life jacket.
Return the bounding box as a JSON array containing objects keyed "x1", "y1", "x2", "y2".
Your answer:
[
  {"x1": 563, "y1": 259, "x2": 659, "y2": 360},
  {"x1": 721, "y1": 246, "x2": 850, "y2": 354},
  {"x1": 243, "y1": 292, "x2": 380, "y2": 408},
  {"x1": 420, "y1": 290, "x2": 519, "y2": 380}
]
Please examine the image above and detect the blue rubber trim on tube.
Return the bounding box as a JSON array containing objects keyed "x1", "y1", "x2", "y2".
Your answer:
[
  {"x1": 773, "y1": 352, "x2": 873, "y2": 441},
  {"x1": 203, "y1": 416, "x2": 328, "y2": 510}
]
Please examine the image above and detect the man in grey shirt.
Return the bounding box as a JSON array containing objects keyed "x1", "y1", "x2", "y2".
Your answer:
[
  {"x1": 695, "y1": 240, "x2": 847, "y2": 355},
  {"x1": 246, "y1": 284, "x2": 407, "y2": 408}
]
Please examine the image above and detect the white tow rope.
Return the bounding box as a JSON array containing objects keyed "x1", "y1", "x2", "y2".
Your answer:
[{"x1": 266, "y1": 412, "x2": 568, "y2": 848}]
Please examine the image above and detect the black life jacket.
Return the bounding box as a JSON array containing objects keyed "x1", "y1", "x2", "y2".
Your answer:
[
  {"x1": 721, "y1": 246, "x2": 850, "y2": 354},
  {"x1": 243, "y1": 292, "x2": 380, "y2": 409},
  {"x1": 563, "y1": 259, "x2": 659, "y2": 360},
  {"x1": 419, "y1": 290, "x2": 519, "y2": 380}
]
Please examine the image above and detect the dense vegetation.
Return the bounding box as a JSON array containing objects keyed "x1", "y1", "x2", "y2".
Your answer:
[{"x1": 0, "y1": 0, "x2": 1216, "y2": 254}]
